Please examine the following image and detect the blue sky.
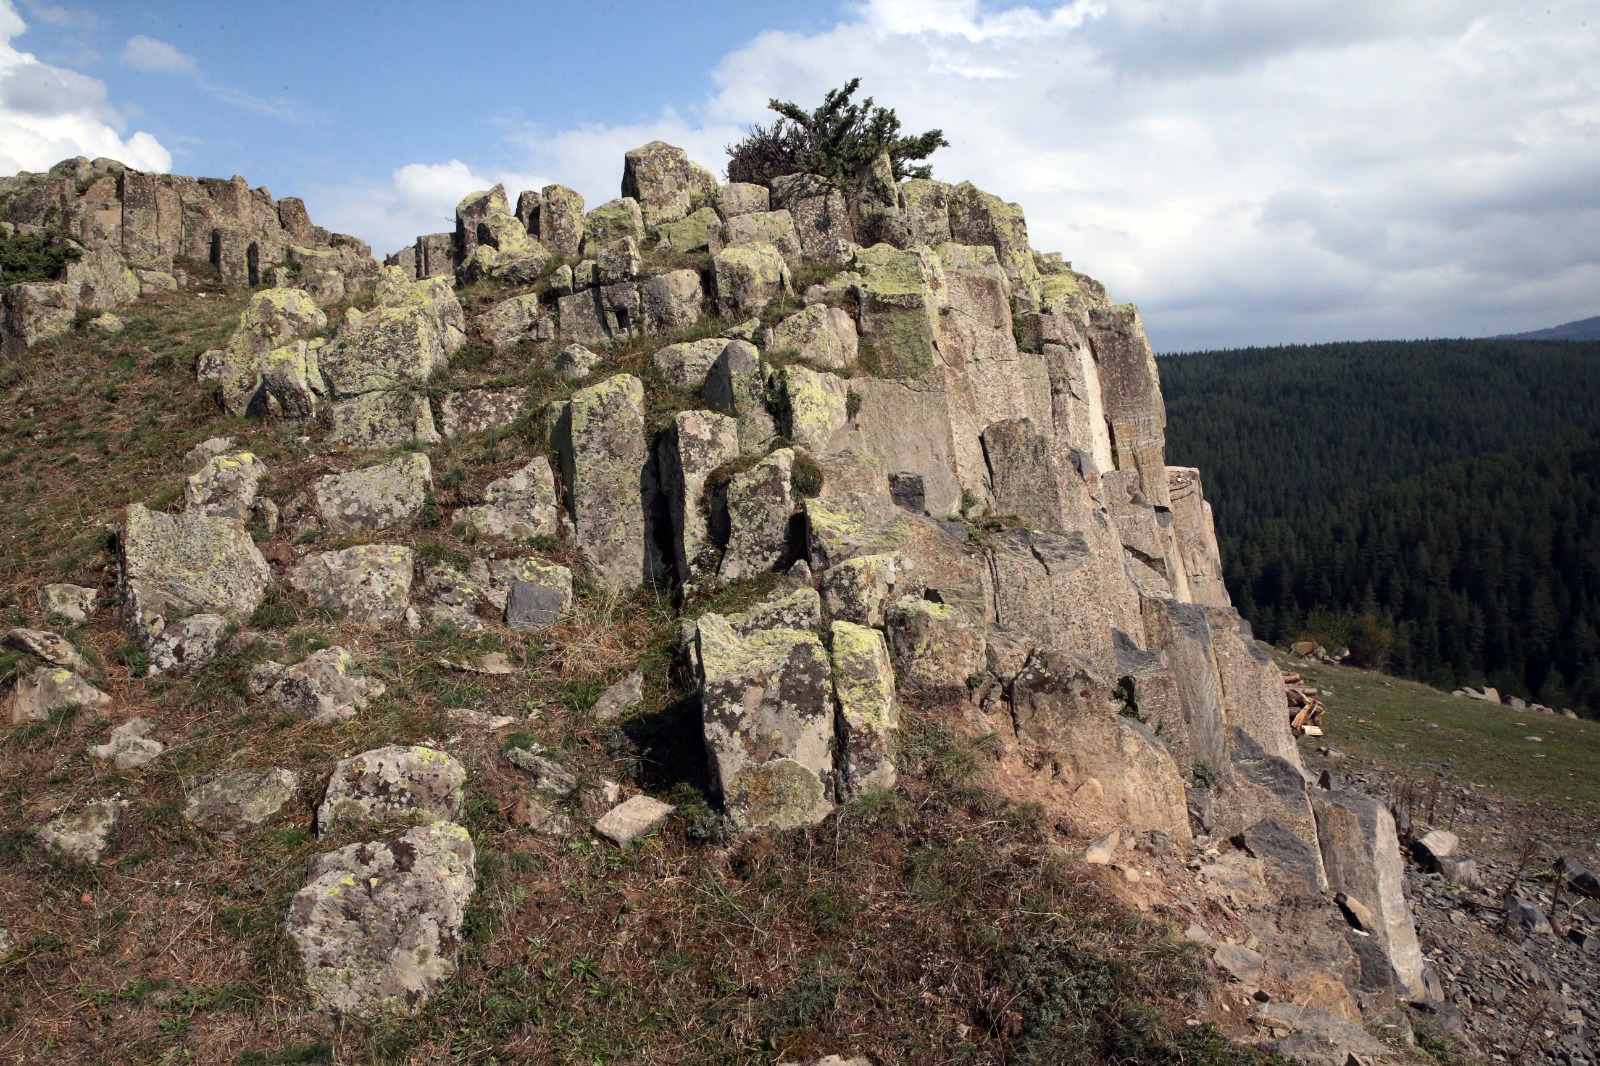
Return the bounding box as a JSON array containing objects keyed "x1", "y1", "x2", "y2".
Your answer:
[{"x1": 2, "y1": 0, "x2": 1597, "y2": 350}]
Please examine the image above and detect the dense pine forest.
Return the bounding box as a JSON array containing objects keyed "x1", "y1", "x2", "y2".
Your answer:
[{"x1": 1161, "y1": 338, "x2": 1600, "y2": 715}]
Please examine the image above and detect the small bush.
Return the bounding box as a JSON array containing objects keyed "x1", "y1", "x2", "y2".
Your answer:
[
  {"x1": 790, "y1": 450, "x2": 825, "y2": 498},
  {"x1": 0, "y1": 228, "x2": 81, "y2": 287}
]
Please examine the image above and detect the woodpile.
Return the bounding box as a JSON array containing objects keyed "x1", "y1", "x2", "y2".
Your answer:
[{"x1": 1283, "y1": 672, "x2": 1325, "y2": 736}]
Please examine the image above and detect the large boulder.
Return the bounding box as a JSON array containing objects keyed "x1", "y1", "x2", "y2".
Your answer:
[
  {"x1": 439, "y1": 387, "x2": 526, "y2": 437},
  {"x1": 884, "y1": 596, "x2": 986, "y2": 700},
  {"x1": 548, "y1": 375, "x2": 646, "y2": 592},
  {"x1": 185, "y1": 768, "x2": 299, "y2": 833},
  {"x1": 287, "y1": 545, "x2": 414, "y2": 625},
  {"x1": 1310, "y1": 788, "x2": 1426, "y2": 1001},
  {"x1": 326, "y1": 391, "x2": 440, "y2": 450},
  {"x1": 1, "y1": 281, "x2": 75, "y2": 357},
  {"x1": 710, "y1": 209, "x2": 802, "y2": 264},
  {"x1": 314, "y1": 453, "x2": 432, "y2": 532},
  {"x1": 316, "y1": 745, "x2": 467, "y2": 832},
  {"x1": 185, "y1": 450, "x2": 269, "y2": 525},
  {"x1": 529, "y1": 184, "x2": 585, "y2": 259},
  {"x1": 770, "y1": 174, "x2": 854, "y2": 265},
  {"x1": 639, "y1": 269, "x2": 703, "y2": 333},
  {"x1": 777, "y1": 366, "x2": 850, "y2": 452},
  {"x1": 653, "y1": 337, "x2": 729, "y2": 391},
  {"x1": 287, "y1": 821, "x2": 475, "y2": 1017},
  {"x1": 948, "y1": 181, "x2": 1040, "y2": 308},
  {"x1": 702, "y1": 340, "x2": 776, "y2": 452},
  {"x1": 117, "y1": 503, "x2": 271, "y2": 639},
  {"x1": 697, "y1": 613, "x2": 835, "y2": 830},
  {"x1": 621, "y1": 141, "x2": 717, "y2": 227}
]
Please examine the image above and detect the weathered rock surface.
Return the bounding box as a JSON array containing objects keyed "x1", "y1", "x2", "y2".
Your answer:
[
  {"x1": 454, "y1": 458, "x2": 562, "y2": 541},
  {"x1": 288, "y1": 544, "x2": 414, "y2": 625},
  {"x1": 3, "y1": 627, "x2": 82, "y2": 669},
  {"x1": 39, "y1": 583, "x2": 97, "y2": 622},
  {"x1": 287, "y1": 821, "x2": 475, "y2": 1017},
  {"x1": 594, "y1": 795, "x2": 675, "y2": 845},
  {"x1": 118, "y1": 503, "x2": 271, "y2": 637},
  {"x1": 718, "y1": 448, "x2": 798, "y2": 580},
  {"x1": 697, "y1": 612, "x2": 834, "y2": 830},
  {"x1": 250, "y1": 646, "x2": 385, "y2": 722},
  {"x1": 185, "y1": 768, "x2": 299, "y2": 831},
  {"x1": 145, "y1": 613, "x2": 230, "y2": 675},
  {"x1": 35, "y1": 799, "x2": 126, "y2": 864},
  {"x1": 88, "y1": 716, "x2": 163, "y2": 768},
  {"x1": 316, "y1": 745, "x2": 466, "y2": 832},
  {"x1": 830, "y1": 621, "x2": 898, "y2": 796},
  {"x1": 7, "y1": 665, "x2": 112, "y2": 724},
  {"x1": 549, "y1": 374, "x2": 646, "y2": 592},
  {"x1": 314, "y1": 453, "x2": 432, "y2": 532}
]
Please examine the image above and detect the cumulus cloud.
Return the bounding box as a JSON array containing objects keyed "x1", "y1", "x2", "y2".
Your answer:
[
  {"x1": 314, "y1": 0, "x2": 1599, "y2": 347},
  {"x1": 120, "y1": 35, "x2": 197, "y2": 75},
  {"x1": 0, "y1": 0, "x2": 170, "y2": 174}
]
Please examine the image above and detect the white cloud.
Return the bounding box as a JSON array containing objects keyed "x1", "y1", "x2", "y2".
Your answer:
[
  {"x1": 314, "y1": 0, "x2": 1600, "y2": 347},
  {"x1": 120, "y1": 35, "x2": 197, "y2": 75},
  {"x1": 0, "y1": 0, "x2": 170, "y2": 174}
]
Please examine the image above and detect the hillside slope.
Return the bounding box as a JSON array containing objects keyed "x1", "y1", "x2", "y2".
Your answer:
[
  {"x1": 1162, "y1": 339, "x2": 1600, "y2": 711},
  {"x1": 1497, "y1": 315, "x2": 1600, "y2": 341}
]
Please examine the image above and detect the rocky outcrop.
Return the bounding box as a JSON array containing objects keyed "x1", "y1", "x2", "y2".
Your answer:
[
  {"x1": 2, "y1": 157, "x2": 376, "y2": 355},
  {"x1": 547, "y1": 374, "x2": 646, "y2": 592}
]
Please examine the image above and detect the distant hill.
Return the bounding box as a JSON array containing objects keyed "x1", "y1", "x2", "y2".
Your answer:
[
  {"x1": 1496, "y1": 315, "x2": 1600, "y2": 341},
  {"x1": 1161, "y1": 338, "x2": 1600, "y2": 714}
]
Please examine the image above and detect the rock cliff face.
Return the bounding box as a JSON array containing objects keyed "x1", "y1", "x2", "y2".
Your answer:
[{"x1": 3, "y1": 142, "x2": 1430, "y2": 1040}]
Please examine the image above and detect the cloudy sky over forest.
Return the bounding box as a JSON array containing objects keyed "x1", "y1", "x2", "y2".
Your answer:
[{"x1": 1, "y1": 0, "x2": 1595, "y2": 349}]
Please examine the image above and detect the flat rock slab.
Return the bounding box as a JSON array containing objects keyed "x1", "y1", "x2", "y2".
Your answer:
[
  {"x1": 591, "y1": 669, "x2": 643, "y2": 721},
  {"x1": 288, "y1": 544, "x2": 414, "y2": 625},
  {"x1": 250, "y1": 646, "x2": 384, "y2": 723},
  {"x1": 3, "y1": 627, "x2": 82, "y2": 669},
  {"x1": 118, "y1": 503, "x2": 271, "y2": 634},
  {"x1": 185, "y1": 768, "x2": 299, "y2": 831},
  {"x1": 35, "y1": 799, "x2": 126, "y2": 863},
  {"x1": 288, "y1": 821, "x2": 475, "y2": 1017},
  {"x1": 7, "y1": 665, "x2": 112, "y2": 724},
  {"x1": 594, "y1": 795, "x2": 674, "y2": 845}
]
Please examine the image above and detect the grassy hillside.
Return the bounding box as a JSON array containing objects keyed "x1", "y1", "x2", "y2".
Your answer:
[
  {"x1": 0, "y1": 282, "x2": 1298, "y2": 1065},
  {"x1": 1161, "y1": 339, "x2": 1600, "y2": 713}
]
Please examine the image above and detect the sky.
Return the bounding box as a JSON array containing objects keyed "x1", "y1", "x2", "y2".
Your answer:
[{"x1": 0, "y1": 0, "x2": 1596, "y2": 351}]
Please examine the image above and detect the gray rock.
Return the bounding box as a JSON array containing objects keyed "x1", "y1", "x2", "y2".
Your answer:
[
  {"x1": 35, "y1": 798, "x2": 126, "y2": 863},
  {"x1": 771, "y1": 304, "x2": 858, "y2": 370},
  {"x1": 314, "y1": 453, "x2": 432, "y2": 533},
  {"x1": 710, "y1": 209, "x2": 803, "y2": 264},
  {"x1": 622, "y1": 141, "x2": 717, "y2": 227},
  {"x1": 718, "y1": 448, "x2": 797, "y2": 580},
  {"x1": 1310, "y1": 788, "x2": 1426, "y2": 1001},
  {"x1": 184, "y1": 450, "x2": 268, "y2": 523},
  {"x1": 777, "y1": 365, "x2": 850, "y2": 452},
  {"x1": 819, "y1": 555, "x2": 903, "y2": 629},
  {"x1": 287, "y1": 544, "x2": 414, "y2": 625},
  {"x1": 118, "y1": 503, "x2": 271, "y2": 637},
  {"x1": 249, "y1": 646, "x2": 385, "y2": 723},
  {"x1": 1236, "y1": 817, "x2": 1325, "y2": 891},
  {"x1": 770, "y1": 173, "x2": 854, "y2": 265},
  {"x1": 185, "y1": 768, "x2": 299, "y2": 831},
  {"x1": 549, "y1": 374, "x2": 646, "y2": 592},
  {"x1": 713, "y1": 242, "x2": 789, "y2": 319},
  {"x1": 502, "y1": 558, "x2": 573, "y2": 630},
  {"x1": 884, "y1": 596, "x2": 986, "y2": 700},
  {"x1": 594, "y1": 795, "x2": 675, "y2": 845},
  {"x1": 146, "y1": 613, "x2": 229, "y2": 675},
  {"x1": 1084, "y1": 830, "x2": 1119, "y2": 865},
  {"x1": 439, "y1": 388, "x2": 527, "y2": 437},
  {"x1": 39, "y1": 583, "x2": 97, "y2": 622},
  {"x1": 455, "y1": 458, "x2": 562, "y2": 541},
  {"x1": 552, "y1": 343, "x2": 600, "y2": 380},
  {"x1": 6, "y1": 665, "x2": 112, "y2": 724},
  {"x1": 1504, "y1": 893, "x2": 1552, "y2": 937},
  {"x1": 1213, "y1": 942, "x2": 1264, "y2": 985},
  {"x1": 478, "y1": 293, "x2": 552, "y2": 348},
  {"x1": 659, "y1": 409, "x2": 740, "y2": 582},
  {"x1": 592, "y1": 669, "x2": 644, "y2": 721},
  {"x1": 652, "y1": 337, "x2": 728, "y2": 391},
  {"x1": 530, "y1": 184, "x2": 585, "y2": 258},
  {"x1": 639, "y1": 269, "x2": 703, "y2": 333},
  {"x1": 316, "y1": 745, "x2": 467, "y2": 832},
  {"x1": 703, "y1": 339, "x2": 776, "y2": 452},
  {"x1": 506, "y1": 747, "x2": 578, "y2": 794},
  {"x1": 1412, "y1": 828, "x2": 1460, "y2": 872},
  {"x1": 325, "y1": 391, "x2": 440, "y2": 450},
  {"x1": 697, "y1": 612, "x2": 835, "y2": 831},
  {"x1": 716, "y1": 182, "x2": 769, "y2": 219},
  {"x1": 515, "y1": 796, "x2": 574, "y2": 836},
  {"x1": 1257, "y1": 1003, "x2": 1389, "y2": 1066},
  {"x1": 288, "y1": 821, "x2": 475, "y2": 1017},
  {"x1": 830, "y1": 621, "x2": 898, "y2": 796},
  {"x1": 3, "y1": 627, "x2": 82, "y2": 669},
  {"x1": 87, "y1": 716, "x2": 163, "y2": 768}
]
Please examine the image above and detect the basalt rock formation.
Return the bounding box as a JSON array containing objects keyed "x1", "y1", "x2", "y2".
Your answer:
[{"x1": 3, "y1": 142, "x2": 1434, "y2": 1053}]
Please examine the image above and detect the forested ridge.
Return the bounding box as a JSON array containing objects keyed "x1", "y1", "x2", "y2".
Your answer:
[{"x1": 1161, "y1": 338, "x2": 1600, "y2": 714}]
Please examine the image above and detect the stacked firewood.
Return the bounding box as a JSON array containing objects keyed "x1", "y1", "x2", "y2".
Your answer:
[{"x1": 1283, "y1": 673, "x2": 1324, "y2": 736}]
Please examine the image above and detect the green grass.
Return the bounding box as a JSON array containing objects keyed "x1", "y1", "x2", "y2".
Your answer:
[{"x1": 1284, "y1": 655, "x2": 1600, "y2": 819}]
